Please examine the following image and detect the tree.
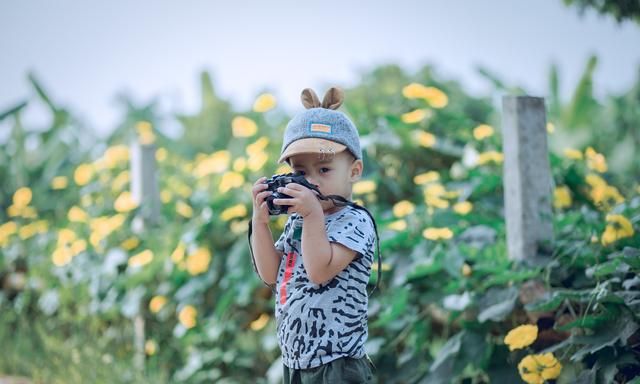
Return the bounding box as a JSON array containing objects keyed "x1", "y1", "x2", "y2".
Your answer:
[{"x1": 563, "y1": 0, "x2": 640, "y2": 24}]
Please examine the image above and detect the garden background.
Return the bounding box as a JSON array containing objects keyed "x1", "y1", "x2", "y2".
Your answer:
[{"x1": 1, "y1": 1, "x2": 640, "y2": 383}]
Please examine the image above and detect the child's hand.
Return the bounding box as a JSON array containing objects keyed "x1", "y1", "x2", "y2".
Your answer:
[
  {"x1": 251, "y1": 177, "x2": 271, "y2": 224},
  {"x1": 272, "y1": 183, "x2": 323, "y2": 218}
]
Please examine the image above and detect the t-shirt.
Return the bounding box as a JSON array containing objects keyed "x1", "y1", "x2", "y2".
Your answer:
[{"x1": 274, "y1": 205, "x2": 376, "y2": 369}]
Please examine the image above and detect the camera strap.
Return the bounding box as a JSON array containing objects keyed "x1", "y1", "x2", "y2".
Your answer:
[{"x1": 247, "y1": 193, "x2": 382, "y2": 296}]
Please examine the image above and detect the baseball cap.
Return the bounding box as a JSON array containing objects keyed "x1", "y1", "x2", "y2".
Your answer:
[{"x1": 278, "y1": 87, "x2": 362, "y2": 163}]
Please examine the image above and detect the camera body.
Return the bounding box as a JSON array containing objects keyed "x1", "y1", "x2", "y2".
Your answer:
[{"x1": 264, "y1": 173, "x2": 319, "y2": 215}]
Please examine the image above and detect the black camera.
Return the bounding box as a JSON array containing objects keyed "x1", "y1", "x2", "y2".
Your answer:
[{"x1": 264, "y1": 173, "x2": 319, "y2": 215}]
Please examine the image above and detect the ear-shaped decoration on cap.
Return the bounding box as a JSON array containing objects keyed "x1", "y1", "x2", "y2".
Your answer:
[
  {"x1": 321, "y1": 87, "x2": 344, "y2": 110},
  {"x1": 301, "y1": 88, "x2": 321, "y2": 109}
]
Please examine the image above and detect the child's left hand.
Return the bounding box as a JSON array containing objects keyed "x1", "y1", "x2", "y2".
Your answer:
[{"x1": 272, "y1": 183, "x2": 323, "y2": 218}]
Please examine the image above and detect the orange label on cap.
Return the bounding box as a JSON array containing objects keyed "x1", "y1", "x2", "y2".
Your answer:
[{"x1": 310, "y1": 123, "x2": 332, "y2": 133}]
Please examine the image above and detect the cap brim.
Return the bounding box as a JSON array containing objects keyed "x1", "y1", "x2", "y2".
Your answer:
[{"x1": 278, "y1": 138, "x2": 347, "y2": 163}]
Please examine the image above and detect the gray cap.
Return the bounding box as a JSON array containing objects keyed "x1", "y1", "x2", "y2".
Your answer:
[{"x1": 278, "y1": 88, "x2": 362, "y2": 163}]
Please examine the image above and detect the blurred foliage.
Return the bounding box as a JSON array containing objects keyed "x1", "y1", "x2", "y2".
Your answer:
[
  {"x1": 1, "y1": 58, "x2": 639, "y2": 383},
  {"x1": 563, "y1": 0, "x2": 640, "y2": 24}
]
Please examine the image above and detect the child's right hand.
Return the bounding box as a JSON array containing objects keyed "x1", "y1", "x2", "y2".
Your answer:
[{"x1": 251, "y1": 177, "x2": 272, "y2": 224}]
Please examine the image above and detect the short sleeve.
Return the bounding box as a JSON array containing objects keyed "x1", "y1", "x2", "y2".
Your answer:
[
  {"x1": 326, "y1": 208, "x2": 376, "y2": 264},
  {"x1": 274, "y1": 214, "x2": 299, "y2": 253}
]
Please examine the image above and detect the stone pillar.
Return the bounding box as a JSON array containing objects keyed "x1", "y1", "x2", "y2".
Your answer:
[{"x1": 502, "y1": 96, "x2": 553, "y2": 263}]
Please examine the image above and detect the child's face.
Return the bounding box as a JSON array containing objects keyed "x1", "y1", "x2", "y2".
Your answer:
[{"x1": 288, "y1": 150, "x2": 363, "y2": 212}]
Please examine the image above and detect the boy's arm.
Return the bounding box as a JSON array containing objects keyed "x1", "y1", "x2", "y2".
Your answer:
[
  {"x1": 300, "y1": 211, "x2": 357, "y2": 285},
  {"x1": 250, "y1": 220, "x2": 283, "y2": 286}
]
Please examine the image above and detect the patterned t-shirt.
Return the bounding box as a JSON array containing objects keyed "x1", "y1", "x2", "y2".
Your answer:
[{"x1": 274, "y1": 205, "x2": 376, "y2": 369}]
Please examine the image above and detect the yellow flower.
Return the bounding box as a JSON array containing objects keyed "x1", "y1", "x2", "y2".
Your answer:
[
  {"x1": 13, "y1": 187, "x2": 33, "y2": 208},
  {"x1": 171, "y1": 243, "x2": 186, "y2": 263},
  {"x1": 401, "y1": 109, "x2": 429, "y2": 124},
  {"x1": 563, "y1": 148, "x2": 583, "y2": 160},
  {"x1": 518, "y1": 353, "x2": 562, "y2": 384},
  {"x1": 453, "y1": 201, "x2": 473, "y2": 215},
  {"x1": 230, "y1": 220, "x2": 248, "y2": 235},
  {"x1": 194, "y1": 150, "x2": 231, "y2": 177},
  {"x1": 111, "y1": 171, "x2": 130, "y2": 192},
  {"x1": 504, "y1": 324, "x2": 538, "y2": 351},
  {"x1": 393, "y1": 200, "x2": 415, "y2": 218},
  {"x1": 275, "y1": 164, "x2": 292, "y2": 175},
  {"x1": 413, "y1": 171, "x2": 440, "y2": 185},
  {"x1": 425, "y1": 196, "x2": 449, "y2": 209},
  {"x1": 136, "y1": 121, "x2": 156, "y2": 145},
  {"x1": 423, "y1": 87, "x2": 448, "y2": 108},
  {"x1": 477, "y1": 151, "x2": 504, "y2": 165},
  {"x1": 402, "y1": 83, "x2": 448, "y2": 108},
  {"x1": 461, "y1": 263, "x2": 472, "y2": 277},
  {"x1": 353, "y1": 180, "x2": 376, "y2": 195},
  {"x1": 74, "y1": 163, "x2": 94, "y2": 186},
  {"x1": 102, "y1": 145, "x2": 130, "y2": 168},
  {"x1": 178, "y1": 305, "x2": 197, "y2": 329},
  {"x1": 473, "y1": 124, "x2": 494, "y2": 140},
  {"x1": 160, "y1": 190, "x2": 172, "y2": 204},
  {"x1": 585, "y1": 147, "x2": 607, "y2": 173},
  {"x1": 51, "y1": 176, "x2": 69, "y2": 190},
  {"x1": 219, "y1": 171, "x2": 245, "y2": 193},
  {"x1": 52, "y1": 247, "x2": 73, "y2": 267},
  {"x1": 145, "y1": 340, "x2": 157, "y2": 356},
  {"x1": 546, "y1": 122, "x2": 555, "y2": 133},
  {"x1": 403, "y1": 83, "x2": 430, "y2": 99},
  {"x1": 371, "y1": 262, "x2": 392, "y2": 271},
  {"x1": 246, "y1": 137, "x2": 269, "y2": 156},
  {"x1": 423, "y1": 183, "x2": 450, "y2": 209},
  {"x1": 250, "y1": 313, "x2": 270, "y2": 331},
  {"x1": 553, "y1": 186, "x2": 572, "y2": 209},
  {"x1": 128, "y1": 249, "x2": 154, "y2": 268},
  {"x1": 0, "y1": 221, "x2": 17, "y2": 246},
  {"x1": 121, "y1": 237, "x2": 140, "y2": 251},
  {"x1": 57, "y1": 228, "x2": 77, "y2": 246},
  {"x1": 18, "y1": 222, "x2": 39, "y2": 240},
  {"x1": 176, "y1": 201, "x2": 194, "y2": 218},
  {"x1": 233, "y1": 157, "x2": 247, "y2": 172},
  {"x1": 149, "y1": 295, "x2": 167, "y2": 313},
  {"x1": 156, "y1": 147, "x2": 168, "y2": 162},
  {"x1": 253, "y1": 93, "x2": 277, "y2": 112},
  {"x1": 114, "y1": 191, "x2": 139, "y2": 213},
  {"x1": 585, "y1": 173, "x2": 606, "y2": 188},
  {"x1": 232, "y1": 116, "x2": 258, "y2": 137},
  {"x1": 387, "y1": 220, "x2": 407, "y2": 231},
  {"x1": 413, "y1": 130, "x2": 437, "y2": 148},
  {"x1": 247, "y1": 151, "x2": 269, "y2": 172},
  {"x1": 221, "y1": 204, "x2": 247, "y2": 222},
  {"x1": 7, "y1": 204, "x2": 36, "y2": 218},
  {"x1": 186, "y1": 247, "x2": 212, "y2": 275},
  {"x1": 70, "y1": 239, "x2": 87, "y2": 255},
  {"x1": 67, "y1": 205, "x2": 89, "y2": 223},
  {"x1": 585, "y1": 173, "x2": 624, "y2": 209},
  {"x1": 601, "y1": 214, "x2": 634, "y2": 246},
  {"x1": 422, "y1": 227, "x2": 453, "y2": 240}
]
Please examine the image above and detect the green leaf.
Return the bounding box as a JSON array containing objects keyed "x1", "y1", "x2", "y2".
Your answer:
[
  {"x1": 372, "y1": 286, "x2": 409, "y2": 327},
  {"x1": 477, "y1": 286, "x2": 519, "y2": 323},
  {"x1": 555, "y1": 311, "x2": 616, "y2": 331},
  {"x1": 407, "y1": 260, "x2": 442, "y2": 281},
  {"x1": 525, "y1": 289, "x2": 595, "y2": 312}
]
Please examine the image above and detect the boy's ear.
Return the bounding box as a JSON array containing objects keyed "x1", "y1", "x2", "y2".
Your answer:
[{"x1": 349, "y1": 159, "x2": 363, "y2": 182}]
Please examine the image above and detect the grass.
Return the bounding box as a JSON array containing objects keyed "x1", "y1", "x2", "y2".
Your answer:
[{"x1": 0, "y1": 310, "x2": 168, "y2": 384}]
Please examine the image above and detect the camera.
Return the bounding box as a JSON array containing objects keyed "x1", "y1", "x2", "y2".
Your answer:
[{"x1": 264, "y1": 173, "x2": 319, "y2": 215}]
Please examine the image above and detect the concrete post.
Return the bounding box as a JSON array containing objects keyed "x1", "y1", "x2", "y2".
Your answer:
[{"x1": 502, "y1": 96, "x2": 553, "y2": 263}]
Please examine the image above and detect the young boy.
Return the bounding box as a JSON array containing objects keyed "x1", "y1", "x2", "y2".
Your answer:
[{"x1": 250, "y1": 87, "x2": 376, "y2": 383}]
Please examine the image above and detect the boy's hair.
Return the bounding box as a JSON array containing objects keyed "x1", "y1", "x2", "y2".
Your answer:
[{"x1": 278, "y1": 87, "x2": 362, "y2": 164}]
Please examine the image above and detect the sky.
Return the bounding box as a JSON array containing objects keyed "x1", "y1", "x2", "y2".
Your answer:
[{"x1": 1, "y1": 0, "x2": 639, "y2": 136}]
